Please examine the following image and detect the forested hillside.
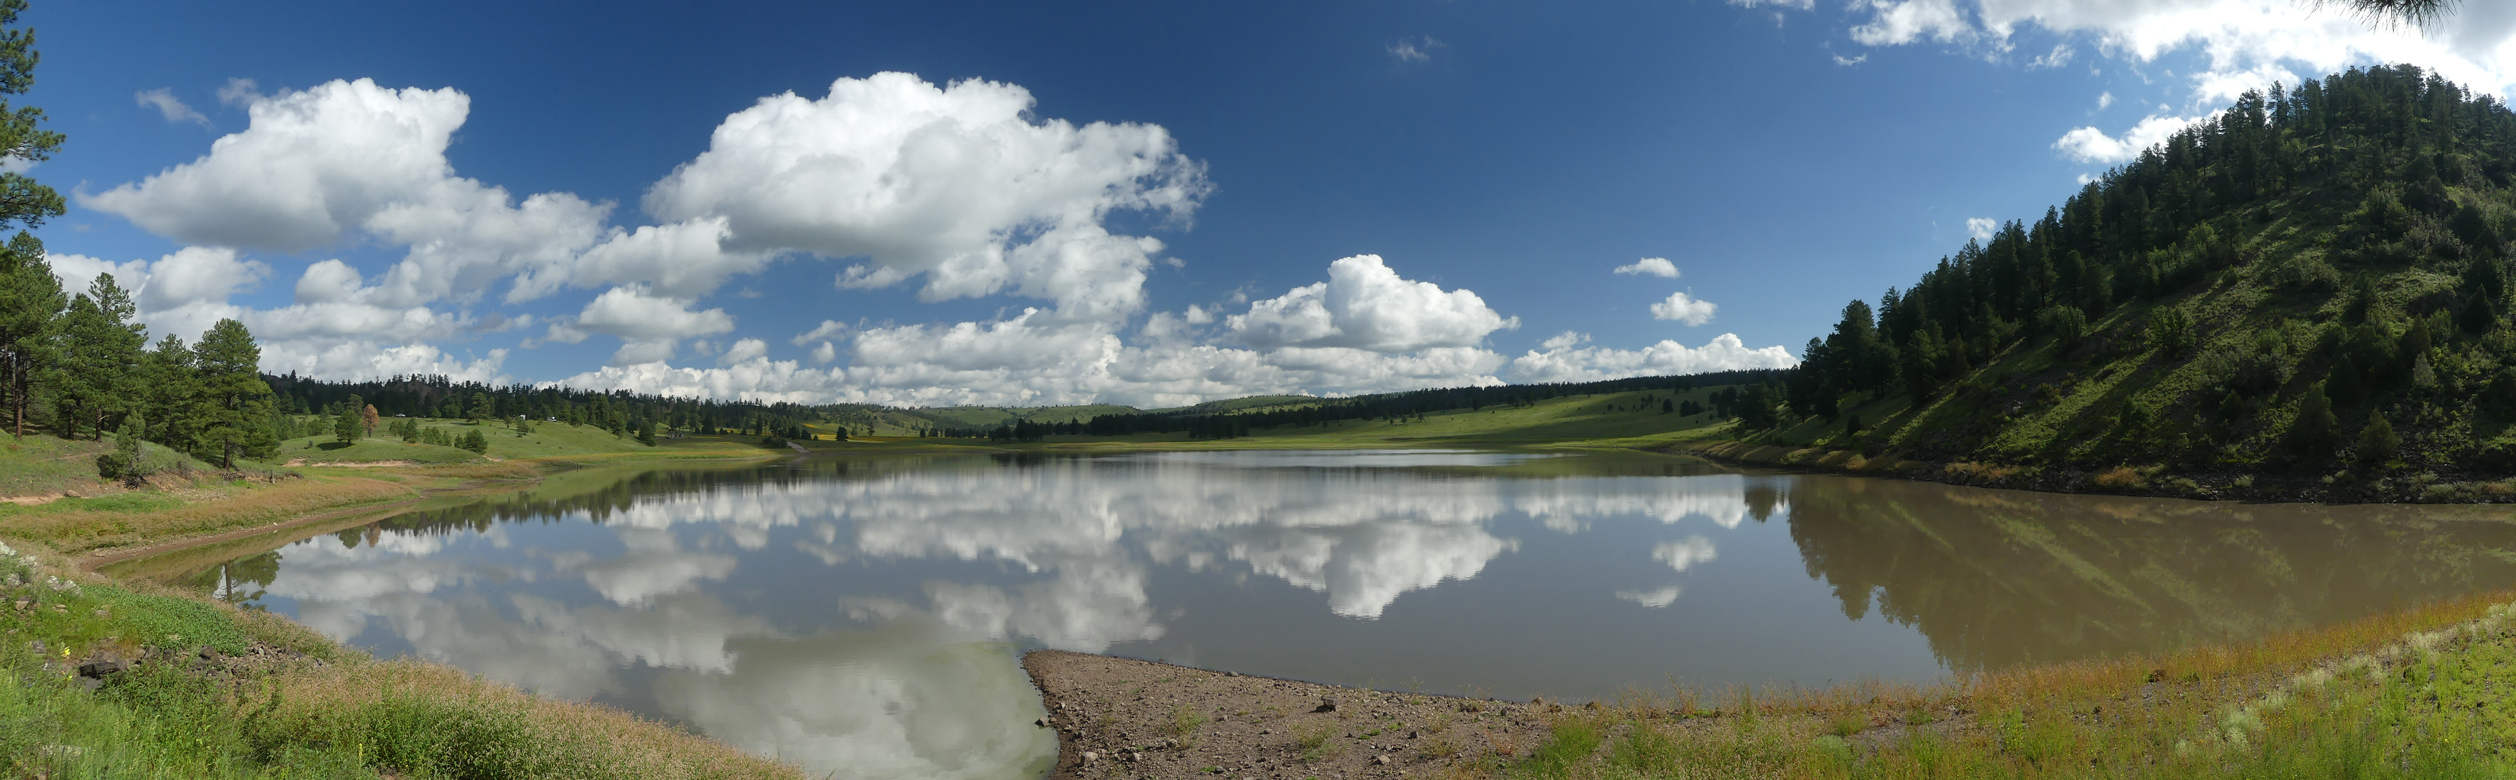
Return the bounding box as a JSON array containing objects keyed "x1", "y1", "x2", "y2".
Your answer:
[{"x1": 1776, "y1": 64, "x2": 2516, "y2": 481}]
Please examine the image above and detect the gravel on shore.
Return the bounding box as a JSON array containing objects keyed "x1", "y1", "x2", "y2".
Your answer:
[{"x1": 1023, "y1": 650, "x2": 1553, "y2": 780}]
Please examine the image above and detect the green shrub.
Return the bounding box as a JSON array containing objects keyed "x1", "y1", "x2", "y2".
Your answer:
[
  {"x1": 2286, "y1": 383, "x2": 2340, "y2": 465},
  {"x1": 2357, "y1": 411, "x2": 2400, "y2": 468}
]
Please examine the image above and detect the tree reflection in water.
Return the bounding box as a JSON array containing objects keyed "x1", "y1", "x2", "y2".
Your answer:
[{"x1": 1785, "y1": 474, "x2": 2516, "y2": 671}]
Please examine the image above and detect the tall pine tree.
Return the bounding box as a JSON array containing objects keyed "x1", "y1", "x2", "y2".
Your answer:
[
  {"x1": 0, "y1": 232, "x2": 58, "y2": 438},
  {"x1": 194, "y1": 318, "x2": 275, "y2": 468},
  {"x1": 141, "y1": 334, "x2": 196, "y2": 450},
  {"x1": 47, "y1": 273, "x2": 143, "y2": 439}
]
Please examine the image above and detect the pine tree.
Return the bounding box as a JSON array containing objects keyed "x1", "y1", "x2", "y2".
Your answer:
[
  {"x1": 2285, "y1": 382, "x2": 2341, "y2": 464},
  {"x1": 2356, "y1": 410, "x2": 2399, "y2": 467},
  {"x1": 98, "y1": 410, "x2": 145, "y2": 482},
  {"x1": 467, "y1": 392, "x2": 492, "y2": 422},
  {"x1": 0, "y1": 1, "x2": 64, "y2": 232},
  {"x1": 47, "y1": 274, "x2": 144, "y2": 439},
  {"x1": 194, "y1": 319, "x2": 275, "y2": 468},
  {"x1": 0, "y1": 233, "x2": 60, "y2": 439},
  {"x1": 334, "y1": 394, "x2": 363, "y2": 445},
  {"x1": 361, "y1": 404, "x2": 379, "y2": 435},
  {"x1": 142, "y1": 334, "x2": 196, "y2": 451}
]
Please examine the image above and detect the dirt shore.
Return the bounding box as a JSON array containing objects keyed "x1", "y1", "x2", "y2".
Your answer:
[{"x1": 1024, "y1": 651, "x2": 1552, "y2": 779}]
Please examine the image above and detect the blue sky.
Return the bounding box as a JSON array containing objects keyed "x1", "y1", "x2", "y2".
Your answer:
[{"x1": 23, "y1": 0, "x2": 2516, "y2": 406}]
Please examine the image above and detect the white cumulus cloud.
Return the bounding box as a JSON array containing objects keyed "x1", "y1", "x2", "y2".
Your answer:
[
  {"x1": 1613, "y1": 257, "x2": 1680, "y2": 278},
  {"x1": 2053, "y1": 113, "x2": 2215, "y2": 164},
  {"x1": 574, "y1": 287, "x2": 736, "y2": 343},
  {"x1": 1649, "y1": 291, "x2": 1718, "y2": 325},
  {"x1": 642, "y1": 72, "x2": 1208, "y2": 322},
  {"x1": 718, "y1": 338, "x2": 769, "y2": 366},
  {"x1": 1508, "y1": 333, "x2": 1798, "y2": 384},
  {"x1": 1228, "y1": 255, "x2": 1517, "y2": 352},
  {"x1": 80, "y1": 78, "x2": 610, "y2": 307}
]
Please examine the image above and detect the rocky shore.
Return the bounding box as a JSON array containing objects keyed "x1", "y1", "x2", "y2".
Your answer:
[{"x1": 1023, "y1": 651, "x2": 1551, "y2": 779}]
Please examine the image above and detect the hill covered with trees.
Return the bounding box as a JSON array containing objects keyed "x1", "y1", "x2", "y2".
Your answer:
[{"x1": 1765, "y1": 64, "x2": 2516, "y2": 494}]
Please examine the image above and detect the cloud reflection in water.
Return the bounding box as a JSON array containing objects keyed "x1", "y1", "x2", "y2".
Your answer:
[{"x1": 251, "y1": 451, "x2": 1753, "y2": 780}]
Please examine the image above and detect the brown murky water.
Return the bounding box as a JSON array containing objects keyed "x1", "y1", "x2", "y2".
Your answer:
[{"x1": 151, "y1": 450, "x2": 2516, "y2": 780}]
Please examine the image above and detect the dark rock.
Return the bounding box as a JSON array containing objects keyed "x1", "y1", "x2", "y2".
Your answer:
[{"x1": 76, "y1": 658, "x2": 129, "y2": 678}]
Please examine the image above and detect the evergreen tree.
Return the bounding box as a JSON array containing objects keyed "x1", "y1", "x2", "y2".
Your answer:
[
  {"x1": 195, "y1": 319, "x2": 275, "y2": 468},
  {"x1": 2285, "y1": 382, "x2": 2341, "y2": 464},
  {"x1": 0, "y1": 232, "x2": 59, "y2": 439},
  {"x1": 467, "y1": 392, "x2": 492, "y2": 422},
  {"x1": 47, "y1": 274, "x2": 143, "y2": 439},
  {"x1": 97, "y1": 410, "x2": 145, "y2": 482},
  {"x1": 141, "y1": 334, "x2": 196, "y2": 450},
  {"x1": 361, "y1": 404, "x2": 379, "y2": 435},
  {"x1": 0, "y1": 0, "x2": 63, "y2": 441},
  {"x1": 1735, "y1": 384, "x2": 1784, "y2": 430},
  {"x1": 0, "y1": 0, "x2": 62, "y2": 230},
  {"x1": 2356, "y1": 410, "x2": 2399, "y2": 467},
  {"x1": 334, "y1": 395, "x2": 363, "y2": 445}
]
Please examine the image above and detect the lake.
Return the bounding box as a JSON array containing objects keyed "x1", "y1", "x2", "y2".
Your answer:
[{"x1": 157, "y1": 449, "x2": 2516, "y2": 780}]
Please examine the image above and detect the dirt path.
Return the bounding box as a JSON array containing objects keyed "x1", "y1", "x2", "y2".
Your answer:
[{"x1": 1025, "y1": 651, "x2": 1550, "y2": 780}]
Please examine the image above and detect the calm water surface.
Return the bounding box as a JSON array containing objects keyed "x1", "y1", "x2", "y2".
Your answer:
[{"x1": 167, "y1": 450, "x2": 2516, "y2": 780}]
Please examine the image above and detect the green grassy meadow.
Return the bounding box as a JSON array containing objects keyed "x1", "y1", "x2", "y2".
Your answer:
[
  {"x1": 0, "y1": 435, "x2": 112, "y2": 496},
  {"x1": 276, "y1": 415, "x2": 759, "y2": 462}
]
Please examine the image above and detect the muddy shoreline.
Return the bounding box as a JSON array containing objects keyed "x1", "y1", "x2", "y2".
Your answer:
[{"x1": 1023, "y1": 651, "x2": 1552, "y2": 779}]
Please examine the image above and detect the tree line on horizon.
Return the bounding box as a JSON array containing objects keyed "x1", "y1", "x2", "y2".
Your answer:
[{"x1": 960, "y1": 370, "x2": 1791, "y2": 441}]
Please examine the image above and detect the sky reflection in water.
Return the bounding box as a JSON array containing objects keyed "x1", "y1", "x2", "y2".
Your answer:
[{"x1": 190, "y1": 450, "x2": 2516, "y2": 780}]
